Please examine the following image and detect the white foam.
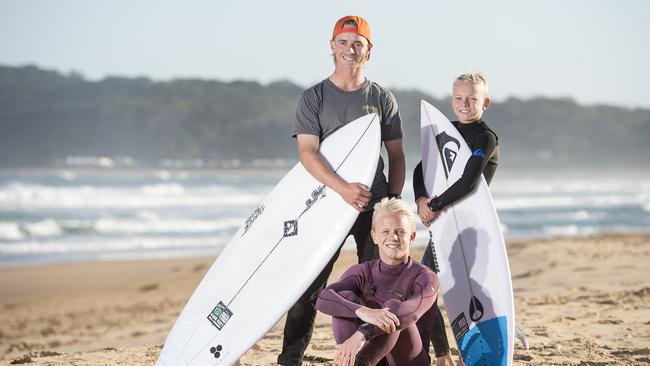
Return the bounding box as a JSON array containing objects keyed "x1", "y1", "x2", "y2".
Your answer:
[
  {"x1": 493, "y1": 177, "x2": 644, "y2": 195},
  {"x1": 500, "y1": 222, "x2": 509, "y2": 234},
  {"x1": 24, "y1": 219, "x2": 63, "y2": 238},
  {"x1": 542, "y1": 225, "x2": 597, "y2": 237},
  {"x1": 92, "y1": 217, "x2": 243, "y2": 235},
  {"x1": 642, "y1": 201, "x2": 650, "y2": 213},
  {"x1": 0, "y1": 183, "x2": 264, "y2": 209},
  {"x1": 65, "y1": 156, "x2": 116, "y2": 168},
  {"x1": 140, "y1": 183, "x2": 185, "y2": 195},
  {"x1": 0, "y1": 236, "x2": 230, "y2": 255},
  {"x1": 59, "y1": 170, "x2": 77, "y2": 181},
  {"x1": 494, "y1": 194, "x2": 643, "y2": 210},
  {"x1": 0, "y1": 222, "x2": 24, "y2": 240}
]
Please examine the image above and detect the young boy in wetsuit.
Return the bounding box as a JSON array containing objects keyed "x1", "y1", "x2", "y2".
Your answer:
[
  {"x1": 316, "y1": 198, "x2": 439, "y2": 366},
  {"x1": 413, "y1": 71, "x2": 498, "y2": 366}
]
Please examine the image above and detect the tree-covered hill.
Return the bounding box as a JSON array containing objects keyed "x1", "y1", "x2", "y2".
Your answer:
[{"x1": 1, "y1": 65, "x2": 648, "y2": 169}]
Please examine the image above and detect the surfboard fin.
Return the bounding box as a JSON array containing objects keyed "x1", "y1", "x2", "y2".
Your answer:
[{"x1": 515, "y1": 325, "x2": 530, "y2": 350}]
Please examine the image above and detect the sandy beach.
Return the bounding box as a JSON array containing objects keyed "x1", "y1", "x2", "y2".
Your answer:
[{"x1": 1, "y1": 232, "x2": 648, "y2": 365}]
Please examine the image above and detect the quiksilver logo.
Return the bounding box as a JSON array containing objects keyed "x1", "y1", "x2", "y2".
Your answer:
[{"x1": 435, "y1": 131, "x2": 460, "y2": 179}]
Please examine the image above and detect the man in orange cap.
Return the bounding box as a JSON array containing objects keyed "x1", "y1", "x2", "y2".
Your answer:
[{"x1": 278, "y1": 15, "x2": 406, "y2": 365}]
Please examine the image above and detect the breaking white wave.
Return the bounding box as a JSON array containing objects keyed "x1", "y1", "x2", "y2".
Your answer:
[
  {"x1": 92, "y1": 217, "x2": 243, "y2": 235},
  {"x1": 1, "y1": 170, "x2": 648, "y2": 267},
  {"x1": 0, "y1": 216, "x2": 245, "y2": 241},
  {"x1": 0, "y1": 236, "x2": 230, "y2": 255},
  {"x1": 0, "y1": 222, "x2": 23, "y2": 241},
  {"x1": 0, "y1": 182, "x2": 264, "y2": 209},
  {"x1": 542, "y1": 225, "x2": 598, "y2": 237},
  {"x1": 493, "y1": 194, "x2": 646, "y2": 210}
]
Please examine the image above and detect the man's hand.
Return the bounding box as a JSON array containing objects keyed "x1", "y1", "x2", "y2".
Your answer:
[
  {"x1": 416, "y1": 196, "x2": 441, "y2": 227},
  {"x1": 339, "y1": 182, "x2": 371, "y2": 212},
  {"x1": 334, "y1": 331, "x2": 365, "y2": 366},
  {"x1": 297, "y1": 134, "x2": 372, "y2": 212},
  {"x1": 355, "y1": 306, "x2": 400, "y2": 333}
]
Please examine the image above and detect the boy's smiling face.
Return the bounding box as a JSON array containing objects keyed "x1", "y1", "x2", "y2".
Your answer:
[
  {"x1": 371, "y1": 212, "x2": 415, "y2": 265},
  {"x1": 451, "y1": 80, "x2": 491, "y2": 124}
]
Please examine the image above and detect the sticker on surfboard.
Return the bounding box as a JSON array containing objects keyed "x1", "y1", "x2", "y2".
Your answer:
[{"x1": 207, "y1": 301, "x2": 233, "y2": 330}]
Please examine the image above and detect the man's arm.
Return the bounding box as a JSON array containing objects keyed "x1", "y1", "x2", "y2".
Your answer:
[
  {"x1": 297, "y1": 134, "x2": 371, "y2": 212},
  {"x1": 385, "y1": 138, "x2": 405, "y2": 197}
]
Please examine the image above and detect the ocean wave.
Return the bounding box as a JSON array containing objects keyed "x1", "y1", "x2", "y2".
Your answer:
[
  {"x1": 0, "y1": 183, "x2": 264, "y2": 209},
  {"x1": 0, "y1": 216, "x2": 245, "y2": 241},
  {"x1": 0, "y1": 219, "x2": 64, "y2": 241},
  {"x1": 24, "y1": 219, "x2": 63, "y2": 237},
  {"x1": 0, "y1": 236, "x2": 230, "y2": 255},
  {"x1": 494, "y1": 194, "x2": 644, "y2": 210},
  {"x1": 1, "y1": 174, "x2": 648, "y2": 266},
  {"x1": 493, "y1": 178, "x2": 649, "y2": 195},
  {"x1": 93, "y1": 217, "x2": 243, "y2": 235},
  {"x1": 542, "y1": 225, "x2": 598, "y2": 237},
  {"x1": 500, "y1": 222, "x2": 508, "y2": 234},
  {"x1": 139, "y1": 183, "x2": 186, "y2": 195},
  {"x1": 0, "y1": 222, "x2": 24, "y2": 240},
  {"x1": 643, "y1": 202, "x2": 650, "y2": 213}
]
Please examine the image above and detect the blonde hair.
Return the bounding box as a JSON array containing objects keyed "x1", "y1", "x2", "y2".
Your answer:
[
  {"x1": 454, "y1": 71, "x2": 489, "y2": 97},
  {"x1": 372, "y1": 197, "x2": 417, "y2": 232}
]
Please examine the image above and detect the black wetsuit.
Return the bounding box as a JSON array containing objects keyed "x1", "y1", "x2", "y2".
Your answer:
[{"x1": 412, "y1": 119, "x2": 498, "y2": 357}]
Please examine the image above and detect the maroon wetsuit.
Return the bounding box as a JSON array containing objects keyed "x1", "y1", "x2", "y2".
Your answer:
[{"x1": 316, "y1": 257, "x2": 439, "y2": 366}]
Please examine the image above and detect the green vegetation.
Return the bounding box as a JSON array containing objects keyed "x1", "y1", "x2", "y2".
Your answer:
[{"x1": 1, "y1": 65, "x2": 648, "y2": 169}]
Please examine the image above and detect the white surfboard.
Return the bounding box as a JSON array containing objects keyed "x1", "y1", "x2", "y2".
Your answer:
[
  {"x1": 156, "y1": 114, "x2": 381, "y2": 366},
  {"x1": 420, "y1": 101, "x2": 515, "y2": 366}
]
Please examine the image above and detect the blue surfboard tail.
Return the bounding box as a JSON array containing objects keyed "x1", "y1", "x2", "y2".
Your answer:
[{"x1": 458, "y1": 316, "x2": 509, "y2": 366}]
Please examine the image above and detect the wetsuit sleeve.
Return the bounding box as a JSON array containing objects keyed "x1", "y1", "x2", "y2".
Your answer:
[
  {"x1": 412, "y1": 161, "x2": 428, "y2": 201},
  {"x1": 389, "y1": 270, "x2": 438, "y2": 328},
  {"x1": 429, "y1": 131, "x2": 497, "y2": 212},
  {"x1": 362, "y1": 270, "x2": 439, "y2": 340},
  {"x1": 316, "y1": 266, "x2": 364, "y2": 318}
]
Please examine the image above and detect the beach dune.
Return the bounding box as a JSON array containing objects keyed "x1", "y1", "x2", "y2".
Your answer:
[{"x1": 1, "y1": 233, "x2": 648, "y2": 365}]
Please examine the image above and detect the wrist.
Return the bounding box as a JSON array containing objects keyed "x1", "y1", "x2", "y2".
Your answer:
[
  {"x1": 331, "y1": 178, "x2": 347, "y2": 195},
  {"x1": 427, "y1": 197, "x2": 444, "y2": 212},
  {"x1": 354, "y1": 306, "x2": 366, "y2": 318},
  {"x1": 353, "y1": 330, "x2": 366, "y2": 341},
  {"x1": 358, "y1": 323, "x2": 376, "y2": 340},
  {"x1": 388, "y1": 192, "x2": 401, "y2": 199}
]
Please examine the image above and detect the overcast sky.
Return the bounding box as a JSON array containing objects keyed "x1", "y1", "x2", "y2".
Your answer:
[{"x1": 1, "y1": 0, "x2": 649, "y2": 108}]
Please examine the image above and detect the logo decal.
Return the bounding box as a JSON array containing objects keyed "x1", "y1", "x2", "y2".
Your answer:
[
  {"x1": 451, "y1": 312, "x2": 470, "y2": 343},
  {"x1": 428, "y1": 231, "x2": 441, "y2": 274},
  {"x1": 242, "y1": 204, "x2": 265, "y2": 237},
  {"x1": 209, "y1": 345, "x2": 223, "y2": 359},
  {"x1": 469, "y1": 295, "x2": 484, "y2": 322},
  {"x1": 207, "y1": 302, "x2": 233, "y2": 330},
  {"x1": 472, "y1": 149, "x2": 485, "y2": 158},
  {"x1": 435, "y1": 131, "x2": 461, "y2": 179},
  {"x1": 283, "y1": 220, "x2": 298, "y2": 237},
  {"x1": 362, "y1": 104, "x2": 379, "y2": 114},
  {"x1": 302, "y1": 185, "x2": 326, "y2": 215}
]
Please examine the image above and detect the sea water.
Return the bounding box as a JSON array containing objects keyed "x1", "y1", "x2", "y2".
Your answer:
[{"x1": 0, "y1": 169, "x2": 648, "y2": 267}]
